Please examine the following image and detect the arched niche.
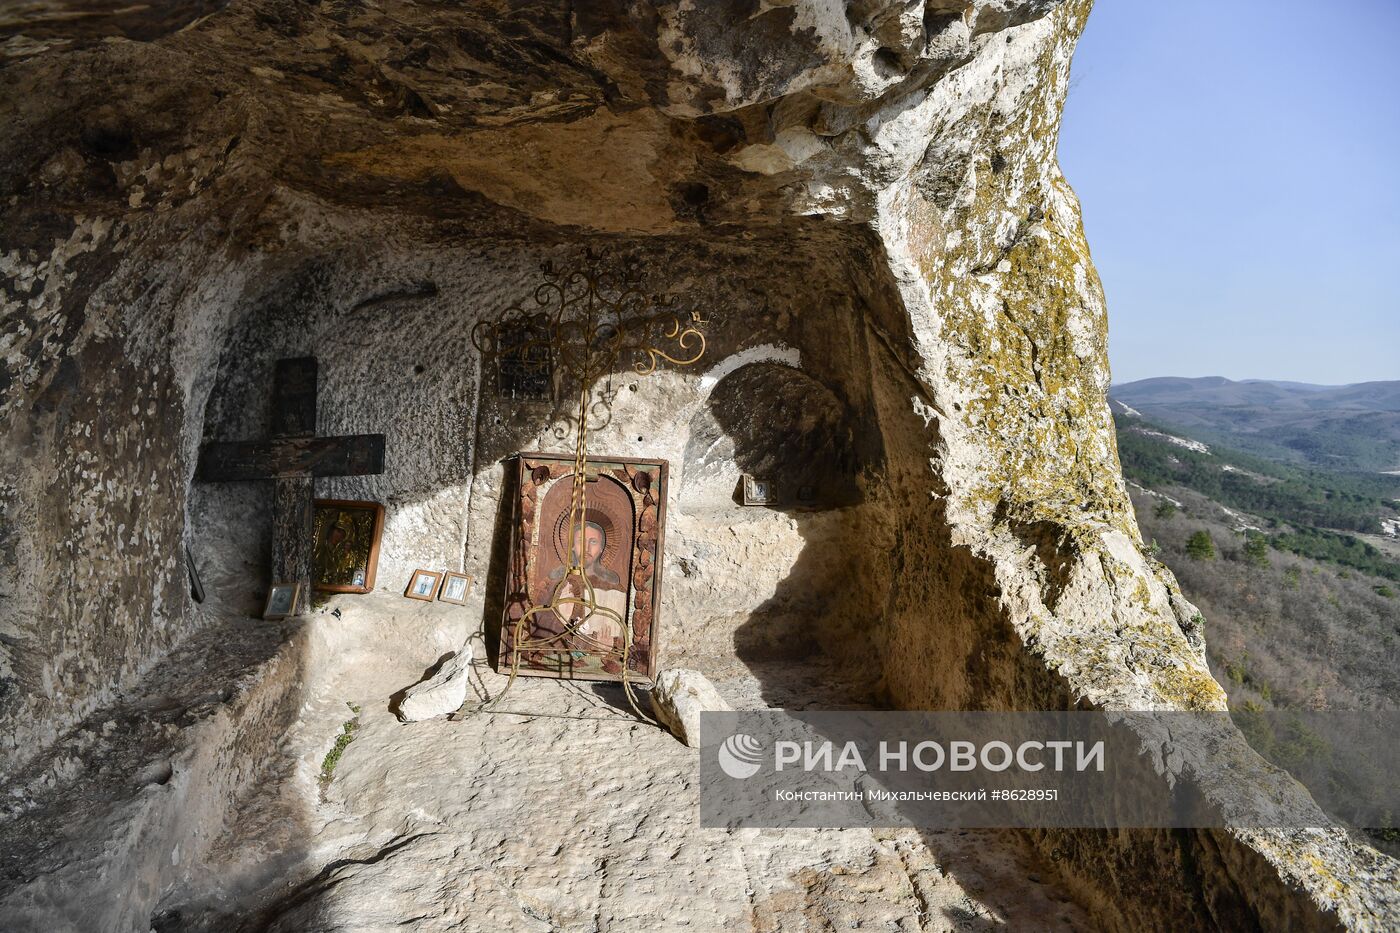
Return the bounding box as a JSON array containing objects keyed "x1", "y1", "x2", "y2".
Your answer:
[
  {"x1": 665, "y1": 360, "x2": 892, "y2": 682},
  {"x1": 680, "y1": 361, "x2": 878, "y2": 512}
]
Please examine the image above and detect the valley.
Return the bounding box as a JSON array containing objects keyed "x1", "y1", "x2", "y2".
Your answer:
[{"x1": 1110, "y1": 390, "x2": 1400, "y2": 712}]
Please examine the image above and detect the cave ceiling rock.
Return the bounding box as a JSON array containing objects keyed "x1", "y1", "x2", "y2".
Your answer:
[{"x1": 4, "y1": 1, "x2": 1400, "y2": 929}]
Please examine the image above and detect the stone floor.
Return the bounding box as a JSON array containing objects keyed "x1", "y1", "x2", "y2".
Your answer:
[{"x1": 152, "y1": 594, "x2": 1093, "y2": 932}]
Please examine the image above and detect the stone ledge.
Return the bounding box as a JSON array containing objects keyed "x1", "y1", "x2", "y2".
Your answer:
[{"x1": 0, "y1": 614, "x2": 310, "y2": 933}]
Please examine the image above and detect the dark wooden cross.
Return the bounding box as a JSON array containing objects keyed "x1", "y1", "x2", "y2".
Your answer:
[{"x1": 197, "y1": 357, "x2": 385, "y2": 614}]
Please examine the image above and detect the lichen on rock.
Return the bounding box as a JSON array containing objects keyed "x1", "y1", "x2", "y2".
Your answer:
[{"x1": 0, "y1": 1, "x2": 1395, "y2": 930}]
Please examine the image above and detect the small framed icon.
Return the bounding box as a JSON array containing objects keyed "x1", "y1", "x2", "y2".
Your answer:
[
  {"x1": 742, "y1": 474, "x2": 773, "y2": 506},
  {"x1": 263, "y1": 582, "x2": 302, "y2": 620},
  {"x1": 405, "y1": 569, "x2": 443, "y2": 601},
  {"x1": 438, "y1": 571, "x2": 472, "y2": 605}
]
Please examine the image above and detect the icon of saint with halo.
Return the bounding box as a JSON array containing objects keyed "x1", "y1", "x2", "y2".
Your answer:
[{"x1": 543, "y1": 510, "x2": 627, "y2": 646}]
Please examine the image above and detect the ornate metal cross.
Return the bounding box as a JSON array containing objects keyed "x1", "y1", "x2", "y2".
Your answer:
[{"x1": 470, "y1": 250, "x2": 708, "y2": 719}]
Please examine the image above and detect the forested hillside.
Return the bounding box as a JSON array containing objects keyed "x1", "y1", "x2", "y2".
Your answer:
[
  {"x1": 1131, "y1": 486, "x2": 1398, "y2": 711},
  {"x1": 1115, "y1": 420, "x2": 1400, "y2": 580},
  {"x1": 1114, "y1": 413, "x2": 1400, "y2": 711}
]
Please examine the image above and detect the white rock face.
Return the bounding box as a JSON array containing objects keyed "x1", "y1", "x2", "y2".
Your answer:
[
  {"x1": 172, "y1": 615, "x2": 1089, "y2": 933},
  {"x1": 648, "y1": 668, "x2": 732, "y2": 747},
  {"x1": 395, "y1": 645, "x2": 473, "y2": 723},
  {"x1": 2, "y1": 0, "x2": 1396, "y2": 928}
]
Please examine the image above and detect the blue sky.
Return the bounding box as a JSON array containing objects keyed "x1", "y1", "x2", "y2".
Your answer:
[{"x1": 1058, "y1": 0, "x2": 1400, "y2": 387}]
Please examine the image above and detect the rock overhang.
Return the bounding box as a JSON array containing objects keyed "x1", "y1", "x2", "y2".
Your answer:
[{"x1": 2, "y1": 1, "x2": 1398, "y2": 930}]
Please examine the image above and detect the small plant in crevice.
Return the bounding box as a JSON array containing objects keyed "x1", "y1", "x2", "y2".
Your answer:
[{"x1": 320, "y1": 702, "x2": 362, "y2": 788}]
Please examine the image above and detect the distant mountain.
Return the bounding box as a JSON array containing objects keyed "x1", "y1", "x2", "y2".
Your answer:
[
  {"x1": 1114, "y1": 377, "x2": 1400, "y2": 411},
  {"x1": 1111, "y1": 377, "x2": 1400, "y2": 473}
]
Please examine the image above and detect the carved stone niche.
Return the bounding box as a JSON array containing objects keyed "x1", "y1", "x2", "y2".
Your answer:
[{"x1": 682, "y1": 362, "x2": 878, "y2": 510}]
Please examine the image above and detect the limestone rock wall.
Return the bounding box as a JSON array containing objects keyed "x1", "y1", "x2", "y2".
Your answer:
[
  {"x1": 0, "y1": 205, "x2": 257, "y2": 773},
  {"x1": 1, "y1": 0, "x2": 1395, "y2": 929},
  {"x1": 192, "y1": 222, "x2": 890, "y2": 676}
]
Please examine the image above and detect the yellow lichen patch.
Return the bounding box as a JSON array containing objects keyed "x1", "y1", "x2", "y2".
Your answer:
[
  {"x1": 1153, "y1": 666, "x2": 1227, "y2": 712},
  {"x1": 1306, "y1": 856, "x2": 1347, "y2": 900},
  {"x1": 1129, "y1": 578, "x2": 1153, "y2": 609}
]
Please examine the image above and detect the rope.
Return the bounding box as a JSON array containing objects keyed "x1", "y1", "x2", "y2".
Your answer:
[
  {"x1": 449, "y1": 652, "x2": 651, "y2": 724},
  {"x1": 459, "y1": 709, "x2": 648, "y2": 723}
]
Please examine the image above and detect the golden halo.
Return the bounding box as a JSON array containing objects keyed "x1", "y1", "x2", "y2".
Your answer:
[{"x1": 552, "y1": 506, "x2": 616, "y2": 566}]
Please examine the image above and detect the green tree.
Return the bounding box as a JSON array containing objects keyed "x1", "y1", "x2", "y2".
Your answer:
[
  {"x1": 1153, "y1": 500, "x2": 1177, "y2": 520},
  {"x1": 1243, "y1": 531, "x2": 1270, "y2": 567},
  {"x1": 1186, "y1": 530, "x2": 1216, "y2": 561}
]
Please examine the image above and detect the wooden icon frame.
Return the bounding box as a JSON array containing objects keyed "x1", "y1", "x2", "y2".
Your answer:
[
  {"x1": 405, "y1": 568, "x2": 443, "y2": 601},
  {"x1": 311, "y1": 499, "x2": 384, "y2": 594},
  {"x1": 496, "y1": 452, "x2": 669, "y2": 683},
  {"x1": 438, "y1": 571, "x2": 472, "y2": 605}
]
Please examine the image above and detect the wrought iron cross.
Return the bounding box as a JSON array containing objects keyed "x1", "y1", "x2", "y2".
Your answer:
[
  {"x1": 470, "y1": 250, "x2": 708, "y2": 718},
  {"x1": 471, "y1": 251, "x2": 707, "y2": 396}
]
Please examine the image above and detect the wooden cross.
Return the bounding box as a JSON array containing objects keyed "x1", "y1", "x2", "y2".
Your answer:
[{"x1": 197, "y1": 357, "x2": 385, "y2": 614}]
